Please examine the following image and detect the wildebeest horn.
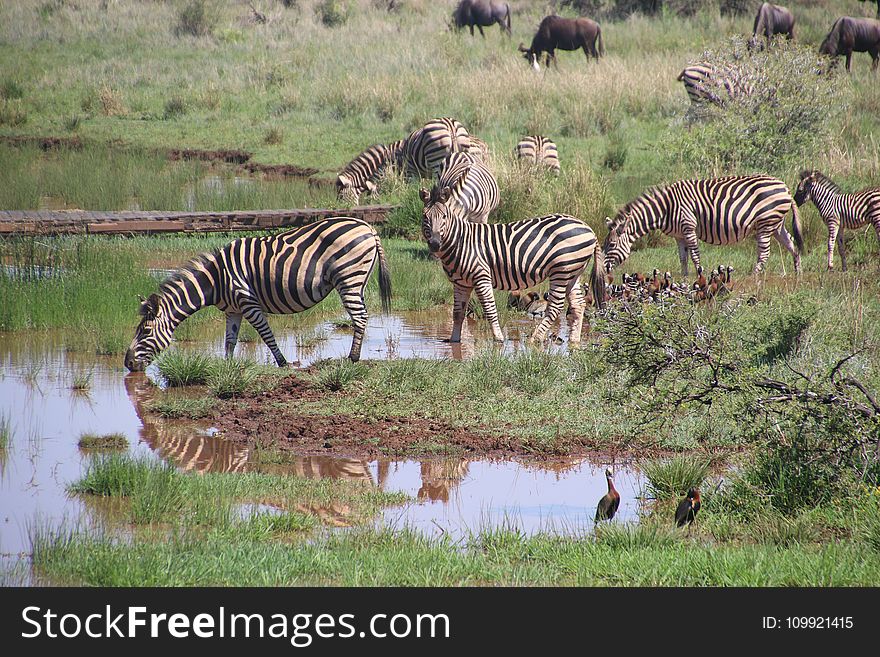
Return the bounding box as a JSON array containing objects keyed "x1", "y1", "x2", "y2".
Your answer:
[{"x1": 518, "y1": 43, "x2": 528, "y2": 52}]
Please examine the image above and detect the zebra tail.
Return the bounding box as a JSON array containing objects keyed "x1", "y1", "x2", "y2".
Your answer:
[
  {"x1": 591, "y1": 243, "x2": 607, "y2": 310},
  {"x1": 791, "y1": 202, "x2": 805, "y2": 255},
  {"x1": 597, "y1": 27, "x2": 605, "y2": 57},
  {"x1": 376, "y1": 235, "x2": 393, "y2": 314}
]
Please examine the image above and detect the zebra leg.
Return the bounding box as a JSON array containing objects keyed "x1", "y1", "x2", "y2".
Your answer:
[
  {"x1": 531, "y1": 282, "x2": 566, "y2": 344},
  {"x1": 684, "y1": 230, "x2": 702, "y2": 275},
  {"x1": 565, "y1": 279, "x2": 586, "y2": 346},
  {"x1": 837, "y1": 230, "x2": 848, "y2": 272},
  {"x1": 450, "y1": 284, "x2": 473, "y2": 343},
  {"x1": 224, "y1": 313, "x2": 243, "y2": 359},
  {"x1": 773, "y1": 226, "x2": 802, "y2": 274},
  {"x1": 676, "y1": 239, "x2": 690, "y2": 278},
  {"x1": 339, "y1": 289, "x2": 369, "y2": 362},
  {"x1": 826, "y1": 220, "x2": 840, "y2": 270},
  {"x1": 473, "y1": 279, "x2": 504, "y2": 342},
  {"x1": 754, "y1": 231, "x2": 773, "y2": 274},
  {"x1": 240, "y1": 302, "x2": 287, "y2": 367}
]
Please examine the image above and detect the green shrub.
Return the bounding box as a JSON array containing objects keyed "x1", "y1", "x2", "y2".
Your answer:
[
  {"x1": 643, "y1": 456, "x2": 711, "y2": 500},
  {"x1": 669, "y1": 38, "x2": 845, "y2": 175},
  {"x1": 163, "y1": 96, "x2": 187, "y2": 120},
  {"x1": 316, "y1": 0, "x2": 351, "y2": 27},
  {"x1": 175, "y1": 0, "x2": 218, "y2": 37}
]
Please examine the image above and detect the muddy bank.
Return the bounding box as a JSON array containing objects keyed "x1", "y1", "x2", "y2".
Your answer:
[{"x1": 211, "y1": 375, "x2": 656, "y2": 461}]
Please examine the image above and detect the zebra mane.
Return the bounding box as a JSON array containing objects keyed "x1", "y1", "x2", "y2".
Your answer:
[
  {"x1": 614, "y1": 185, "x2": 665, "y2": 232},
  {"x1": 156, "y1": 250, "x2": 220, "y2": 301},
  {"x1": 801, "y1": 170, "x2": 841, "y2": 193}
]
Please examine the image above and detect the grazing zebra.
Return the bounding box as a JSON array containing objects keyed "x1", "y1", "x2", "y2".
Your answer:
[
  {"x1": 466, "y1": 135, "x2": 491, "y2": 163},
  {"x1": 420, "y1": 186, "x2": 606, "y2": 344},
  {"x1": 335, "y1": 140, "x2": 405, "y2": 204},
  {"x1": 399, "y1": 117, "x2": 471, "y2": 178},
  {"x1": 603, "y1": 175, "x2": 804, "y2": 276},
  {"x1": 514, "y1": 135, "x2": 561, "y2": 175},
  {"x1": 677, "y1": 63, "x2": 738, "y2": 106},
  {"x1": 794, "y1": 170, "x2": 880, "y2": 270},
  {"x1": 436, "y1": 151, "x2": 500, "y2": 224},
  {"x1": 124, "y1": 217, "x2": 392, "y2": 370}
]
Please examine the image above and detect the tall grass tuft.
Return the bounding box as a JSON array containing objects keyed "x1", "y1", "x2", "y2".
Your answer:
[
  {"x1": 642, "y1": 456, "x2": 711, "y2": 500},
  {"x1": 208, "y1": 358, "x2": 257, "y2": 399},
  {"x1": 316, "y1": 359, "x2": 368, "y2": 392},
  {"x1": 594, "y1": 521, "x2": 680, "y2": 549},
  {"x1": 155, "y1": 350, "x2": 214, "y2": 387},
  {"x1": 0, "y1": 412, "x2": 11, "y2": 450}
]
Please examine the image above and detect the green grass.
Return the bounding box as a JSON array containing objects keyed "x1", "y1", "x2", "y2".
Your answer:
[
  {"x1": 146, "y1": 395, "x2": 216, "y2": 419},
  {"x1": 77, "y1": 432, "x2": 128, "y2": 451},
  {"x1": 0, "y1": 411, "x2": 11, "y2": 450},
  {"x1": 642, "y1": 456, "x2": 712, "y2": 500},
  {"x1": 29, "y1": 522, "x2": 880, "y2": 586}
]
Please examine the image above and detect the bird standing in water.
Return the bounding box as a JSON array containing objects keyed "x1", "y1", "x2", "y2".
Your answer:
[
  {"x1": 595, "y1": 468, "x2": 621, "y2": 522},
  {"x1": 675, "y1": 488, "x2": 701, "y2": 527}
]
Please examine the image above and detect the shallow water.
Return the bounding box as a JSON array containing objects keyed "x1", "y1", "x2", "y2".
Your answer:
[{"x1": 0, "y1": 313, "x2": 640, "y2": 583}]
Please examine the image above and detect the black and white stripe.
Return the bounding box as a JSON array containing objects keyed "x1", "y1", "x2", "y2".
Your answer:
[
  {"x1": 420, "y1": 186, "x2": 606, "y2": 344},
  {"x1": 399, "y1": 117, "x2": 471, "y2": 178},
  {"x1": 677, "y1": 63, "x2": 739, "y2": 106},
  {"x1": 436, "y1": 152, "x2": 500, "y2": 224},
  {"x1": 336, "y1": 141, "x2": 404, "y2": 204},
  {"x1": 124, "y1": 217, "x2": 392, "y2": 370},
  {"x1": 514, "y1": 135, "x2": 560, "y2": 174},
  {"x1": 603, "y1": 175, "x2": 804, "y2": 275},
  {"x1": 794, "y1": 170, "x2": 880, "y2": 270}
]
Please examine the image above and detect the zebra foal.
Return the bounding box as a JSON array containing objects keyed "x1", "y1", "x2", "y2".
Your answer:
[
  {"x1": 794, "y1": 170, "x2": 880, "y2": 271},
  {"x1": 603, "y1": 175, "x2": 803, "y2": 276},
  {"x1": 419, "y1": 186, "x2": 605, "y2": 345},
  {"x1": 124, "y1": 217, "x2": 391, "y2": 370}
]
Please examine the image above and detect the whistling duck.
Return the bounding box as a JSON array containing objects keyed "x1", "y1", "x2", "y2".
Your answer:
[
  {"x1": 595, "y1": 468, "x2": 621, "y2": 522},
  {"x1": 675, "y1": 488, "x2": 701, "y2": 527}
]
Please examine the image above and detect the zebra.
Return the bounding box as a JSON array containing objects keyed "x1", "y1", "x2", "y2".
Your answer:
[
  {"x1": 794, "y1": 170, "x2": 880, "y2": 271},
  {"x1": 335, "y1": 140, "x2": 405, "y2": 204},
  {"x1": 677, "y1": 63, "x2": 734, "y2": 106},
  {"x1": 124, "y1": 217, "x2": 392, "y2": 371},
  {"x1": 514, "y1": 135, "x2": 561, "y2": 175},
  {"x1": 420, "y1": 186, "x2": 606, "y2": 345},
  {"x1": 435, "y1": 151, "x2": 500, "y2": 224},
  {"x1": 399, "y1": 117, "x2": 471, "y2": 178},
  {"x1": 603, "y1": 175, "x2": 804, "y2": 276},
  {"x1": 466, "y1": 135, "x2": 491, "y2": 163}
]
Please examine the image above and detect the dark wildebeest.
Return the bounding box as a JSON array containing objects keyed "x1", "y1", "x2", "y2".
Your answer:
[
  {"x1": 452, "y1": 0, "x2": 511, "y2": 38},
  {"x1": 748, "y1": 3, "x2": 795, "y2": 50},
  {"x1": 519, "y1": 15, "x2": 604, "y2": 70},
  {"x1": 819, "y1": 16, "x2": 880, "y2": 72}
]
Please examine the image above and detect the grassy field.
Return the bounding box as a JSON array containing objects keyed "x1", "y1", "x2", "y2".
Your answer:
[{"x1": 4, "y1": 0, "x2": 880, "y2": 586}]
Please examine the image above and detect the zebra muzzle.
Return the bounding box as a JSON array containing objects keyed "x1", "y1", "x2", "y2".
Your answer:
[{"x1": 124, "y1": 348, "x2": 145, "y2": 372}]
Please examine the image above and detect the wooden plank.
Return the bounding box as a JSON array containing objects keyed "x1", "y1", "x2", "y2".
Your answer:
[{"x1": 87, "y1": 220, "x2": 187, "y2": 234}]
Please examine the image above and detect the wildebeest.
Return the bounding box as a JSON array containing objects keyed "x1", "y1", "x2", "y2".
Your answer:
[
  {"x1": 748, "y1": 3, "x2": 795, "y2": 50},
  {"x1": 819, "y1": 16, "x2": 880, "y2": 72},
  {"x1": 519, "y1": 15, "x2": 603, "y2": 70},
  {"x1": 452, "y1": 0, "x2": 511, "y2": 38}
]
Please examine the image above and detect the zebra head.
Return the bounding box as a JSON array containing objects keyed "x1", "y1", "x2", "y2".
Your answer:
[
  {"x1": 420, "y1": 186, "x2": 454, "y2": 253},
  {"x1": 793, "y1": 170, "x2": 818, "y2": 207},
  {"x1": 124, "y1": 293, "x2": 174, "y2": 372},
  {"x1": 335, "y1": 175, "x2": 377, "y2": 205},
  {"x1": 602, "y1": 214, "x2": 635, "y2": 272}
]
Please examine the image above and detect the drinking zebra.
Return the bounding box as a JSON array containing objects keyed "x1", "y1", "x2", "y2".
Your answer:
[
  {"x1": 603, "y1": 175, "x2": 803, "y2": 276},
  {"x1": 794, "y1": 170, "x2": 880, "y2": 271},
  {"x1": 436, "y1": 151, "x2": 500, "y2": 224},
  {"x1": 420, "y1": 187, "x2": 605, "y2": 345},
  {"x1": 335, "y1": 140, "x2": 405, "y2": 204},
  {"x1": 399, "y1": 117, "x2": 471, "y2": 178},
  {"x1": 124, "y1": 217, "x2": 392, "y2": 370},
  {"x1": 514, "y1": 135, "x2": 561, "y2": 175}
]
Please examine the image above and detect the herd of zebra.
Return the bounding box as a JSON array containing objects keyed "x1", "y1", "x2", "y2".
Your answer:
[
  {"x1": 121, "y1": 4, "x2": 880, "y2": 373},
  {"x1": 124, "y1": 110, "x2": 880, "y2": 373}
]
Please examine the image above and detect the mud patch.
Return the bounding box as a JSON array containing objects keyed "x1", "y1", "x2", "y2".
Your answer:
[
  {"x1": 1, "y1": 135, "x2": 83, "y2": 150},
  {"x1": 212, "y1": 375, "x2": 637, "y2": 460},
  {"x1": 240, "y1": 162, "x2": 320, "y2": 178}
]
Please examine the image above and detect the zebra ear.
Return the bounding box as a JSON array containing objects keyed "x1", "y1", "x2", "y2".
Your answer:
[
  {"x1": 604, "y1": 216, "x2": 612, "y2": 229},
  {"x1": 137, "y1": 294, "x2": 147, "y2": 304},
  {"x1": 419, "y1": 188, "x2": 431, "y2": 205},
  {"x1": 438, "y1": 187, "x2": 452, "y2": 204},
  {"x1": 518, "y1": 43, "x2": 528, "y2": 53},
  {"x1": 141, "y1": 293, "x2": 160, "y2": 319}
]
